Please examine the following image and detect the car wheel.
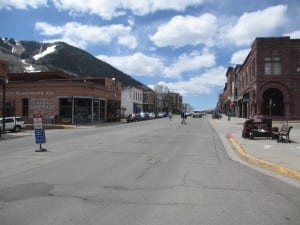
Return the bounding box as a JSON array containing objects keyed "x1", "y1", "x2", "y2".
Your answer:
[{"x1": 14, "y1": 126, "x2": 21, "y2": 132}]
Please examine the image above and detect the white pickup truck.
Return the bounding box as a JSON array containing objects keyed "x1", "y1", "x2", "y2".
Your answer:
[{"x1": 0, "y1": 117, "x2": 26, "y2": 132}]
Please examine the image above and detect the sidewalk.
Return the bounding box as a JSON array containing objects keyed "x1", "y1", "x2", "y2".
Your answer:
[{"x1": 209, "y1": 116, "x2": 300, "y2": 181}]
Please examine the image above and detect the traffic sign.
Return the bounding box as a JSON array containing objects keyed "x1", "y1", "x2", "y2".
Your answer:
[{"x1": 33, "y1": 114, "x2": 47, "y2": 152}]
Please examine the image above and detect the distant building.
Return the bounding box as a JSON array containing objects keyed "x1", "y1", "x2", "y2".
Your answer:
[
  {"x1": 140, "y1": 86, "x2": 156, "y2": 113},
  {"x1": 121, "y1": 86, "x2": 143, "y2": 117},
  {"x1": 169, "y1": 92, "x2": 183, "y2": 113}
]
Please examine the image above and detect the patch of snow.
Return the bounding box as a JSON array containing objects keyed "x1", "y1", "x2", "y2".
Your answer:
[
  {"x1": 1, "y1": 39, "x2": 24, "y2": 56},
  {"x1": 33, "y1": 45, "x2": 56, "y2": 60},
  {"x1": 22, "y1": 60, "x2": 40, "y2": 72},
  {"x1": 12, "y1": 42, "x2": 25, "y2": 56}
]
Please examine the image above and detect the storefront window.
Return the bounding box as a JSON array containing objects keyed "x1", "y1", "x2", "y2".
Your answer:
[
  {"x1": 59, "y1": 98, "x2": 72, "y2": 123},
  {"x1": 74, "y1": 98, "x2": 92, "y2": 123},
  {"x1": 59, "y1": 97, "x2": 105, "y2": 124}
]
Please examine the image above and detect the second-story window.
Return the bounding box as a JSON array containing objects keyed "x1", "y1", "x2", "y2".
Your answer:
[{"x1": 264, "y1": 56, "x2": 281, "y2": 75}]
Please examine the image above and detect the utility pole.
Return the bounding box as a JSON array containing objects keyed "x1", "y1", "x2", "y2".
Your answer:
[{"x1": 269, "y1": 98, "x2": 272, "y2": 117}]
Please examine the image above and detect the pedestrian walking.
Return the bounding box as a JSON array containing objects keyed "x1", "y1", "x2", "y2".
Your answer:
[
  {"x1": 181, "y1": 111, "x2": 187, "y2": 124},
  {"x1": 168, "y1": 112, "x2": 172, "y2": 121}
]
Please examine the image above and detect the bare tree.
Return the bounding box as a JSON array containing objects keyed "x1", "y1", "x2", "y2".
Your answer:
[{"x1": 153, "y1": 83, "x2": 169, "y2": 93}]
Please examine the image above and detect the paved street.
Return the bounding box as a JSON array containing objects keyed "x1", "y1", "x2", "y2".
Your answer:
[{"x1": 0, "y1": 116, "x2": 300, "y2": 225}]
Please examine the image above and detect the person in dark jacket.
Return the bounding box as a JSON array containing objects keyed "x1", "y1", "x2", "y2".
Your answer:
[{"x1": 181, "y1": 111, "x2": 186, "y2": 124}]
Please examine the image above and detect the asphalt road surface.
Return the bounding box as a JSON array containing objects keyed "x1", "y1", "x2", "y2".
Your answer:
[{"x1": 0, "y1": 116, "x2": 299, "y2": 225}]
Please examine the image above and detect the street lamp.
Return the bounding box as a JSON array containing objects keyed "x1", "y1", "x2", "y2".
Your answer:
[
  {"x1": 269, "y1": 98, "x2": 272, "y2": 117},
  {"x1": 0, "y1": 60, "x2": 8, "y2": 135},
  {"x1": 112, "y1": 77, "x2": 116, "y2": 97},
  {"x1": 227, "y1": 96, "x2": 231, "y2": 121}
]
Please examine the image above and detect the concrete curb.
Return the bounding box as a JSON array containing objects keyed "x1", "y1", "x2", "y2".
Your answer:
[
  {"x1": 226, "y1": 132, "x2": 300, "y2": 180},
  {"x1": 60, "y1": 125, "x2": 76, "y2": 129}
]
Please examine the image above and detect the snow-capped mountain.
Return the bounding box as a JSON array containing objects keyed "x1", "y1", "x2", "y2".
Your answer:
[{"x1": 0, "y1": 37, "x2": 144, "y2": 87}]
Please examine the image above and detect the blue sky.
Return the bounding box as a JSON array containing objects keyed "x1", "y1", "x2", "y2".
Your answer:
[{"x1": 1, "y1": 0, "x2": 300, "y2": 110}]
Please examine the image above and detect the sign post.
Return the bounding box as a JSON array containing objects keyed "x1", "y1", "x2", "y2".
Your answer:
[{"x1": 33, "y1": 114, "x2": 47, "y2": 152}]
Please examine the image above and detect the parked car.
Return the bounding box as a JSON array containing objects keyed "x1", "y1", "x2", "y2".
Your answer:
[
  {"x1": 191, "y1": 110, "x2": 202, "y2": 118},
  {"x1": 149, "y1": 112, "x2": 156, "y2": 119},
  {"x1": 140, "y1": 112, "x2": 150, "y2": 120},
  {"x1": 158, "y1": 112, "x2": 167, "y2": 118},
  {"x1": 127, "y1": 113, "x2": 142, "y2": 122},
  {"x1": 0, "y1": 116, "x2": 26, "y2": 132},
  {"x1": 185, "y1": 112, "x2": 192, "y2": 116},
  {"x1": 127, "y1": 114, "x2": 135, "y2": 123}
]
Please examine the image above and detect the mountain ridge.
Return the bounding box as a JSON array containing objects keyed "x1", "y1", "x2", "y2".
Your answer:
[{"x1": 0, "y1": 37, "x2": 145, "y2": 87}]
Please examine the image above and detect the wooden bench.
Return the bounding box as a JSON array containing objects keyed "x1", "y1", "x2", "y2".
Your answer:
[{"x1": 272, "y1": 125, "x2": 293, "y2": 143}]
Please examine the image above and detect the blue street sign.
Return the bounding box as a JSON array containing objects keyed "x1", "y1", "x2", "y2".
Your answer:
[{"x1": 34, "y1": 128, "x2": 46, "y2": 144}]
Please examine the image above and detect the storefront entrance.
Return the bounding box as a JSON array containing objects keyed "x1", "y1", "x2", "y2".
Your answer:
[
  {"x1": 59, "y1": 97, "x2": 105, "y2": 124},
  {"x1": 261, "y1": 88, "x2": 284, "y2": 116}
]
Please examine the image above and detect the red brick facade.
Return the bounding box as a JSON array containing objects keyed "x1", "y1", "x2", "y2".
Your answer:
[
  {"x1": 231, "y1": 37, "x2": 300, "y2": 120},
  {"x1": 0, "y1": 71, "x2": 122, "y2": 123}
]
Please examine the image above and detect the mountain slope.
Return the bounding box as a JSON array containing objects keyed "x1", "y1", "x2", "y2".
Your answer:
[{"x1": 0, "y1": 38, "x2": 144, "y2": 87}]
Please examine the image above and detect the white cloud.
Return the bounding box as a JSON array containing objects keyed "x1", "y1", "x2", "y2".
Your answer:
[
  {"x1": 35, "y1": 21, "x2": 137, "y2": 49},
  {"x1": 97, "y1": 50, "x2": 216, "y2": 79},
  {"x1": 97, "y1": 52, "x2": 165, "y2": 76},
  {"x1": 0, "y1": 0, "x2": 47, "y2": 9},
  {"x1": 51, "y1": 0, "x2": 205, "y2": 20},
  {"x1": 35, "y1": 22, "x2": 63, "y2": 36},
  {"x1": 226, "y1": 5, "x2": 288, "y2": 46},
  {"x1": 117, "y1": 35, "x2": 137, "y2": 49},
  {"x1": 164, "y1": 50, "x2": 216, "y2": 78},
  {"x1": 230, "y1": 48, "x2": 250, "y2": 65},
  {"x1": 150, "y1": 14, "x2": 217, "y2": 48},
  {"x1": 285, "y1": 30, "x2": 300, "y2": 39},
  {"x1": 151, "y1": 66, "x2": 227, "y2": 96}
]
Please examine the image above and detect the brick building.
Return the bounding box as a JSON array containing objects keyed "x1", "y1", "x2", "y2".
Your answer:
[
  {"x1": 168, "y1": 92, "x2": 183, "y2": 114},
  {"x1": 141, "y1": 86, "x2": 156, "y2": 113},
  {"x1": 220, "y1": 37, "x2": 300, "y2": 120},
  {"x1": 0, "y1": 71, "x2": 122, "y2": 124},
  {"x1": 238, "y1": 37, "x2": 300, "y2": 120}
]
